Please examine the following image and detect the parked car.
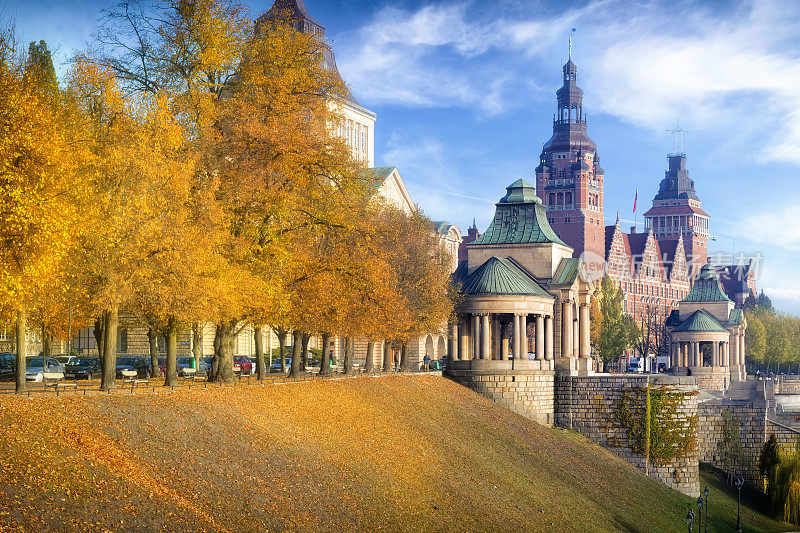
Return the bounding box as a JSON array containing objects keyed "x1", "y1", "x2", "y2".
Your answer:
[
  {"x1": 115, "y1": 357, "x2": 150, "y2": 379},
  {"x1": 26, "y1": 357, "x2": 64, "y2": 382},
  {"x1": 233, "y1": 356, "x2": 253, "y2": 375},
  {"x1": 270, "y1": 358, "x2": 292, "y2": 373},
  {"x1": 0, "y1": 353, "x2": 15, "y2": 380},
  {"x1": 177, "y1": 356, "x2": 206, "y2": 376},
  {"x1": 65, "y1": 357, "x2": 102, "y2": 380}
]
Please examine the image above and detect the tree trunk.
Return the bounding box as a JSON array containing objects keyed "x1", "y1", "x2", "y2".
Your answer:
[
  {"x1": 400, "y1": 343, "x2": 409, "y2": 372},
  {"x1": 301, "y1": 333, "x2": 310, "y2": 371},
  {"x1": 254, "y1": 326, "x2": 266, "y2": 381},
  {"x1": 147, "y1": 325, "x2": 159, "y2": 377},
  {"x1": 93, "y1": 316, "x2": 104, "y2": 360},
  {"x1": 319, "y1": 333, "x2": 331, "y2": 376},
  {"x1": 383, "y1": 341, "x2": 391, "y2": 372},
  {"x1": 192, "y1": 322, "x2": 202, "y2": 374},
  {"x1": 14, "y1": 307, "x2": 27, "y2": 395},
  {"x1": 364, "y1": 341, "x2": 375, "y2": 373},
  {"x1": 163, "y1": 316, "x2": 178, "y2": 387},
  {"x1": 276, "y1": 329, "x2": 287, "y2": 373},
  {"x1": 289, "y1": 331, "x2": 302, "y2": 378},
  {"x1": 100, "y1": 305, "x2": 118, "y2": 391},
  {"x1": 210, "y1": 320, "x2": 236, "y2": 383},
  {"x1": 344, "y1": 337, "x2": 354, "y2": 375},
  {"x1": 41, "y1": 324, "x2": 52, "y2": 359}
]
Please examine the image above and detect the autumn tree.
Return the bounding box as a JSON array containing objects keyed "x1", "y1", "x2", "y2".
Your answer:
[
  {"x1": 0, "y1": 34, "x2": 87, "y2": 393},
  {"x1": 591, "y1": 275, "x2": 640, "y2": 370}
]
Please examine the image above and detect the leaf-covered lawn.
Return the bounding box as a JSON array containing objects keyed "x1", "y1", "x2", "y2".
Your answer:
[{"x1": 0, "y1": 375, "x2": 791, "y2": 532}]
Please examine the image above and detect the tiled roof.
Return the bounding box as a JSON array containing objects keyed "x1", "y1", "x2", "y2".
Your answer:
[
  {"x1": 365, "y1": 166, "x2": 396, "y2": 188},
  {"x1": 461, "y1": 257, "x2": 553, "y2": 298},
  {"x1": 552, "y1": 257, "x2": 582, "y2": 285},
  {"x1": 673, "y1": 309, "x2": 729, "y2": 333},
  {"x1": 642, "y1": 204, "x2": 710, "y2": 218},
  {"x1": 471, "y1": 180, "x2": 566, "y2": 247},
  {"x1": 433, "y1": 221, "x2": 454, "y2": 235},
  {"x1": 728, "y1": 308, "x2": 744, "y2": 326},
  {"x1": 683, "y1": 264, "x2": 733, "y2": 303}
]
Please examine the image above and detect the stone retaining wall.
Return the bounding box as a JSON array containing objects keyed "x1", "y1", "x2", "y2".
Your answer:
[
  {"x1": 447, "y1": 369, "x2": 555, "y2": 426},
  {"x1": 555, "y1": 374, "x2": 699, "y2": 496},
  {"x1": 696, "y1": 401, "x2": 766, "y2": 486},
  {"x1": 776, "y1": 377, "x2": 800, "y2": 395}
]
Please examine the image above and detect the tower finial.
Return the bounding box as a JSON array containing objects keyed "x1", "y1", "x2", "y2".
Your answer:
[{"x1": 569, "y1": 28, "x2": 576, "y2": 60}]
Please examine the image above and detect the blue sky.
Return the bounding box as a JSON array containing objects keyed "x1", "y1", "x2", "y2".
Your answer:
[{"x1": 6, "y1": 0, "x2": 800, "y2": 315}]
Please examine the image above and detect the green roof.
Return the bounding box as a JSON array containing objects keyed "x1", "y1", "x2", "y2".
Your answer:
[
  {"x1": 461, "y1": 257, "x2": 553, "y2": 298},
  {"x1": 433, "y1": 221, "x2": 453, "y2": 235},
  {"x1": 728, "y1": 308, "x2": 744, "y2": 326},
  {"x1": 673, "y1": 309, "x2": 729, "y2": 333},
  {"x1": 683, "y1": 264, "x2": 733, "y2": 303},
  {"x1": 552, "y1": 258, "x2": 582, "y2": 285},
  {"x1": 364, "y1": 166, "x2": 396, "y2": 187},
  {"x1": 471, "y1": 180, "x2": 567, "y2": 247}
]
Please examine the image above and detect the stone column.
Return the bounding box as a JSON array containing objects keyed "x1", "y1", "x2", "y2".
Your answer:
[
  {"x1": 712, "y1": 341, "x2": 719, "y2": 367},
  {"x1": 449, "y1": 322, "x2": 458, "y2": 360},
  {"x1": 492, "y1": 315, "x2": 501, "y2": 361},
  {"x1": 671, "y1": 342, "x2": 678, "y2": 368},
  {"x1": 573, "y1": 315, "x2": 580, "y2": 358},
  {"x1": 459, "y1": 319, "x2": 469, "y2": 360},
  {"x1": 512, "y1": 315, "x2": 521, "y2": 360},
  {"x1": 561, "y1": 299, "x2": 573, "y2": 360},
  {"x1": 545, "y1": 316, "x2": 554, "y2": 361},
  {"x1": 693, "y1": 342, "x2": 700, "y2": 367},
  {"x1": 501, "y1": 324, "x2": 509, "y2": 361},
  {"x1": 521, "y1": 315, "x2": 529, "y2": 360},
  {"x1": 481, "y1": 314, "x2": 491, "y2": 360},
  {"x1": 731, "y1": 332, "x2": 739, "y2": 369},
  {"x1": 535, "y1": 315, "x2": 544, "y2": 361},
  {"x1": 579, "y1": 304, "x2": 591, "y2": 359},
  {"x1": 740, "y1": 333, "x2": 746, "y2": 367},
  {"x1": 472, "y1": 314, "x2": 480, "y2": 360}
]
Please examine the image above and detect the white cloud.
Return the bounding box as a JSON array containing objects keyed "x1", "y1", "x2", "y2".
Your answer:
[
  {"x1": 734, "y1": 206, "x2": 800, "y2": 251},
  {"x1": 764, "y1": 288, "x2": 800, "y2": 317},
  {"x1": 337, "y1": 0, "x2": 800, "y2": 163}
]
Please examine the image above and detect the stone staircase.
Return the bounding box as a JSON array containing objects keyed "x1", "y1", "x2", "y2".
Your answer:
[{"x1": 724, "y1": 379, "x2": 763, "y2": 401}]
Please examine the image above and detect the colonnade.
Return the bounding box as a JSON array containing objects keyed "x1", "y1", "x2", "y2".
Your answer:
[
  {"x1": 670, "y1": 339, "x2": 732, "y2": 368},
  {"x1": 450, "y1": 312, "x2": 555, "y2": 361},
  {"x1": 450, "y1": 301, "x2": 591, "y2": 363},
  {"x1": 729, "y1": 330, "x2": 746, "y2": 369}
]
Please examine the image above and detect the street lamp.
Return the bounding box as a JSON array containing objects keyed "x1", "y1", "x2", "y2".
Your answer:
[
  {"x1": 686, "y1": 509, "x2": 696, "y2": 533},
  {"x1": 703, "y1": 486, "x2": 709, "y2": 533},
  {"x1": 735, "y1": 474, "x2": 745, "y2": 532},
  {"x1": 696, "y1": 495, "x2": 704, "y2": 531}
]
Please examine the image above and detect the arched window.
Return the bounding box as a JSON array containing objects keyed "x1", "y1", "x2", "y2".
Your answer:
[
  {"x1": 558, "y1": 193, "x2": 563, "y2": 205},
  {"x1": 565, "y1": 192, "x2": 572, "y2": 204},
  {"x1": 549, "y1": 193, "x2": 555, "y2": 205}
]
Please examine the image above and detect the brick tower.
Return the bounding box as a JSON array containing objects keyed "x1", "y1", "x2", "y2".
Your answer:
[
  {"x1": 643, "y1": 151, "x2": 709, "y2": 277},
  {"x1": 536, "y1": 58, "x2": 605, "y2": 263}
]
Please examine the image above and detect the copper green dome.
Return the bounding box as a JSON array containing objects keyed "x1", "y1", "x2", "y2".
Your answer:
[
  {"x1": 682, "y1": 264, "x2": 732, "y2": 303},
  {"x1": 471, "y1": 180, "x2": 567, "y2": 247}
]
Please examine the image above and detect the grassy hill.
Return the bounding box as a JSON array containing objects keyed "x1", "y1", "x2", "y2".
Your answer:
[{"x1": 0, "y1": 375, "x2": 791, "y2": 532}]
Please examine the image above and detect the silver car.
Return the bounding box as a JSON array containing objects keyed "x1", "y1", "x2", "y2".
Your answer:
[{"x1": 25, "y1": 357, "x2": 65, "y2": 382}]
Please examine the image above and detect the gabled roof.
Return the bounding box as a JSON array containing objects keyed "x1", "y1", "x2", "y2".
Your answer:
[
  {"x1": 643, "y1": 204, "x2": 710, "y2": 218},
  {"x1": 552, "y1": 257, "x2": 582, "y2": 285},
  {"x1": 461, "y1": 257, "x2": 553, "y2": 298},
  {"x1": 673, "y1": 309, "x2": 729, "y2": 333},
  {"x1": 683, "y1": 264, "x2": 733, "y2": 303},
  {"x1": 365, "y1": 166, "x2": 396, "y2": 186},
  {"x1": 471, "y1": 180, "x2": 566, "y2": 247}
]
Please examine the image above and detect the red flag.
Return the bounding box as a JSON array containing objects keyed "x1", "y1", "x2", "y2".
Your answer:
[{"x1": 633, "y1": 188, "x2": 638, "y2": 213}]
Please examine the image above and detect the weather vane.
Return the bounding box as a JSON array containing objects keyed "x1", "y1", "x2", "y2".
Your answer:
[{"x1": 569, "y1": 28, "x2": 576, "y2": 59}]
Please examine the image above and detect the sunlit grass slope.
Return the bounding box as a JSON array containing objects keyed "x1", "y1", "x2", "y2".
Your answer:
[{"x1": 0, "y1": 375, "x2": 790, "y2": 532}]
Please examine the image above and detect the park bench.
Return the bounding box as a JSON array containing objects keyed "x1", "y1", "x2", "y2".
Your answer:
[
  {"x1": 43, "y1": 372, "x2": 78, "y2": 394},
  {"x1": 121, "y1": 369, "x2": 149, "y2": 391},
  {"x1": 181, "y1": 368, "x2": 205, "y2": 382}
]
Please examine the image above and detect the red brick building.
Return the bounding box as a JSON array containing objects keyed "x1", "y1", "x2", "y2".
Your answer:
[{"x1": 535, "y1": 58, "x2": 605, "y2": 262}]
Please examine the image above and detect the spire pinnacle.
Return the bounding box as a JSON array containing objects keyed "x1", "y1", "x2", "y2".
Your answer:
[{"x1": 569, "y1": 28, "x2": 576, "y2": 60}]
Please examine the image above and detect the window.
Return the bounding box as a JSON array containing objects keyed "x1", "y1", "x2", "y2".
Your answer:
[
  {"x1": 565, "y1": 192, "x2": 572, "y2": 204},
  {"x1": 117, "y1": 328, "x2": 128, "y2": 354}
]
